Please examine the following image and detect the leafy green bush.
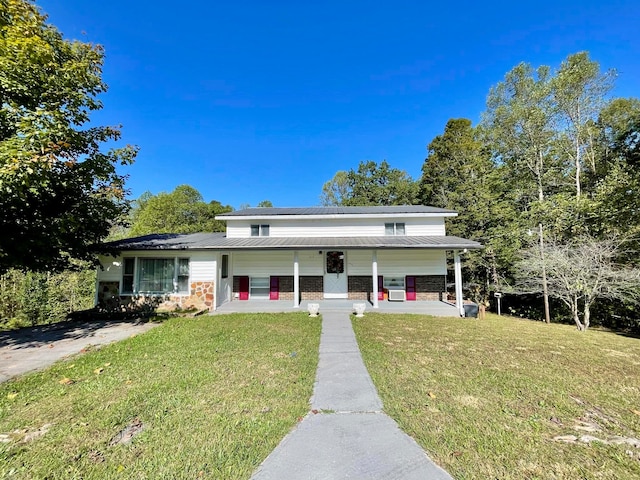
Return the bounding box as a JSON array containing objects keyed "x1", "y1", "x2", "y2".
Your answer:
[{"x1": 0, "y1": 267, "x2": 95, "y2": 330}]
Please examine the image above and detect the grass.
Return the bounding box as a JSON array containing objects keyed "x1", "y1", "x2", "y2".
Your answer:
[
  {"x1": 0, "y1": 313, "x2": 321, "y2": 479},
  {"x1": 353, "y1": 313, "x2": 640, "y2": 480}
]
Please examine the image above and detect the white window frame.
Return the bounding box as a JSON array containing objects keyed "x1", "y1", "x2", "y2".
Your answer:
[
  {"x1": 384, "y1": 222, "x2": 406, "y2": 236},
  {"x1": 121, "y1": 257, "x2": 190, "y2": 295},
  {"x1": 383, "y1": 276, "x2": 405, "y2": 289},
  {"x1": 250, "y1": 224, "x2": 270, "y2": 237},
  {"x1": 249, "y1": 276, "x2": 270, "y2": 299}
]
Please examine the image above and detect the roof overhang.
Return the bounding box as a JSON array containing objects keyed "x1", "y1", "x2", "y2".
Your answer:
[
  {"x1": 103, "y1": 233, "x2": 483, "y2": 252},
  {"x1": 216, "y1": 212, "x2": 458, "y2": 221}
]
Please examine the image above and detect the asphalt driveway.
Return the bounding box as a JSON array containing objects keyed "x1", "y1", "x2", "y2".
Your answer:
[{"x1": 0, "y1": 319, "x2": 159, "y2": 383}]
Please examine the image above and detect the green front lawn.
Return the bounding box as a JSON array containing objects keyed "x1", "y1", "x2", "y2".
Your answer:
[
  {"x1": 353, "y1": 313, "x2": 640, "y2": 480},
  {"x1": 0, "y1": 313, "x2": 321, "y2": 479}
]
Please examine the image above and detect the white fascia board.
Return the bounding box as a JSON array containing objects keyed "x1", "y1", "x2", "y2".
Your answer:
[{"x1": 216, "y1": 212, "x2": 458, "y2": 221}]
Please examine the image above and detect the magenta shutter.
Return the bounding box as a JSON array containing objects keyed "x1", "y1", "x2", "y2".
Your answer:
[
  {"x1": 406, "y1": 276, "x2": 416, "y2": 301},
  {"x1": 270, "y1": 276, "x2": 279, "y2": 300},
  {"x1": 239, "y1": 276, "x2": 249, "y2": 300}
]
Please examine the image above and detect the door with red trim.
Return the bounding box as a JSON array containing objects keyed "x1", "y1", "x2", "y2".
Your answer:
[{"x1": 378, "y1": 276, "x2": 384, "y2": 301}]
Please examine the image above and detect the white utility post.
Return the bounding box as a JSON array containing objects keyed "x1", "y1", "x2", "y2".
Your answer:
[
  {"x1": 293, "y1": 251, "x2": 300, "y2": 308},
  {"x1": 372, "y1": 250, "x2": 379, "y2": 309},
  {"x1": 454, "y1": 250, "x2": 464, "y2": 317}
]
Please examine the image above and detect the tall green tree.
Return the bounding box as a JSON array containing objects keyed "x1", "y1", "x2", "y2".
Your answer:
[
  {"x1": 419, "y1": 118, "x2": 516, "y2": 299},
  {"x1": 320, "y1": 170, "x2": 349, "y2": 206},
  {"x1": 552, "y1": 51, "x2": 615, "y2": 198},
  {"x1": 587, "y1": 98, "x2": 640, "y2": 238},
  {"x1": 128, "y1": 185, "x2": 232, "y2": 236},
  {"x1": 0, "y1": 0, "x2": 137, "y2": 272},
  {"x1": 322, "y1": 160, "x2": 417, "y2": 206},
  {"x1": 482, "y1": 62, "x2": 559, "y2": 322}
]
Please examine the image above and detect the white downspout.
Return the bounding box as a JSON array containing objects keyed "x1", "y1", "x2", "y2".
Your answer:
[
  {"x1": 293, "y1": 250, "x2": 300, "y2": 308},
  {"x1": 454, "y1": 250, "x2": 464, "y2": 317},
  {"x1": 372, "y1": 250, "x2": 379, "y2": 308}
]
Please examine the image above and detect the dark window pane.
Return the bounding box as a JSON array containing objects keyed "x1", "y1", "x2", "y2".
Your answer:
[
  {"x1": 385, "y1": 223, "x2": 394, "y2": 235},
  {"x1": 221, "y1": 255, "x2": 229, "y2": 278},
  {"x1": 326, "y1": 251, "x2": 344, "y2": 274},
  {"x1": 122, "y1": 276, "x2": 134, "y2": 294},
  {"x1": 124, "y1": 258, "x2": 135, "y2": 275}
]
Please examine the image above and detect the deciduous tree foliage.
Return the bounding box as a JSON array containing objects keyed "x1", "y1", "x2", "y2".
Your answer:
[
  {"x1": 419, "y1": 119, "x2": 518, "y2": 301},
  {"x1": 515, "y1": 236, "x2": 640, "y2": 331},
  {"x1": 321, "y1": 160, "x2": 417, "y2": 206},
  {"x1": 128, "y1": 185, "x2": 232, "y2": 236},
  {"x1": 0, "y1": 0, "x2": 137, "y2": 272},
  {"x1": 320, "y1": 51, "x2": 640, "y2": 329}
]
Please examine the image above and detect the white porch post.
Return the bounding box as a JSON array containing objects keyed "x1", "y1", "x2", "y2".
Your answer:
[
  {"x1": 454, "y1": 250, "x2": 464, "y2": 317},
  {"x1": 372, "y1": 250, "x2": 379, "y2": 309},
  {"x1": 293, "y1": 250, "x2": 300, "y2": 308}
]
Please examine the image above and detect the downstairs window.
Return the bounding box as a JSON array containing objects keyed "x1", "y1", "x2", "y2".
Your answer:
[{"x1": 121, "y1": 257, "x2": 190, "y2": 294}]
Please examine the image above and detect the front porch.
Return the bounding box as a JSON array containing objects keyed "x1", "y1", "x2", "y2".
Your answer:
[{"x1": 213, "y1": 299, "x2": 460, "y2": 316}]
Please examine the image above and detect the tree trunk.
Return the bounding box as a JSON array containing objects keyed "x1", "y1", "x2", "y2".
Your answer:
[
  {"x1": 583, "y1": 300, "x2": 591, "y2": 330},
  {"x1": 572, "y1": 296, "x2": 585, "y2": 331},
  {"x1": 575, "y1": 141, "x2": 581, "y2": 197},
  {"x1": 539, "y1": 223, "x2": 551, "y2": 323}
]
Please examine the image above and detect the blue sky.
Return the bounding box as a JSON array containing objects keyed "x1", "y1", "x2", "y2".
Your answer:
[{"x1": 38, "y1": 0, "x2": 639, "y2": 209}]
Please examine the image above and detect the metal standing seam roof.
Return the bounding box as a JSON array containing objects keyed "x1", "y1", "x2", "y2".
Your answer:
[
  {"x1": 216, "y1": 206, "x2": 457, "y2": 217},
  {"x1": 103, "y1": 233, "x2": 482, "y2": 251}
]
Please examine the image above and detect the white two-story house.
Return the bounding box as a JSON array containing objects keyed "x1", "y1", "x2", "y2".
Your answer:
[{"x1": 97, "y1": 206, "x2": 481, "y2": 315}]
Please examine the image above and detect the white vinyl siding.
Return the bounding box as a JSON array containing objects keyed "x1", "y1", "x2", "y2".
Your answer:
[
  {"x1": 225, "y1": 218, "x2": 446, "y2": 238},
  {"x1": 232, "y1": 251, "x2": 324, "y2": 276},
  {"x1": 98, "y1": 255, "x2": 123, "y2": 282},
  {"x1": 347, "y1": 250, "x2": 446, "y2": 275},
  {"x1": 298, "y1": 251, "x2": 324, "y2": 275},
  {"x1": 233, "y1": 251, "x2": 292, "y2": 276},
  {"x1": 97, "y1": 252, "x2": 216, "y2": 289}
]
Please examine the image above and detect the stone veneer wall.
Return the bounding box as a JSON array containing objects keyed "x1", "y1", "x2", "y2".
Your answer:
[
  {"x1": 99, "y1": 280, "x2": 215, "y2": 311},
  {"x1": 186, "y1": 281, "x2": 215, "y2": 309}
]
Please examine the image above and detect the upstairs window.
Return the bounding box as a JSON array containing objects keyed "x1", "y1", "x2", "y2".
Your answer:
[
  {"x1": 385, "y1": 222, "x2": 406, "y2": 236},
  {"x1": 250, "y1": 224, "x2": 270, "y2": 236}
]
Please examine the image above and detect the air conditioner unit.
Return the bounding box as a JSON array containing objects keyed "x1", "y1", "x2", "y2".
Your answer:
[{"x1": 388, "y1": 289, "x2": 406, "y2": 302}]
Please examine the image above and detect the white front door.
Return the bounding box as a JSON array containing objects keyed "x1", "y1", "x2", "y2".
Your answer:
[{"x1": 324, "y1": 251, "x2": 348, "y2": 298}]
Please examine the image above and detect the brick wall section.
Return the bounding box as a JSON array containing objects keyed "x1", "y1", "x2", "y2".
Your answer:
[
  {"x1": 348, "y1": 276, "x2": 373, "y2": 301},
  {"x1": 345, "y1": 275, "x2": 446, "y2": 301},
  {"x1": 278, "y1": 276, "x2": 294, "y2": 300},
  {"x1": 415, "y1": 275, "x2": 446, "y2": 301},
  {"x1": 300, "y1": 276, "x2": 323, "y2": 300},
  {"x1": 232, "y1": 275, "x2": 322, "y2": 301}
]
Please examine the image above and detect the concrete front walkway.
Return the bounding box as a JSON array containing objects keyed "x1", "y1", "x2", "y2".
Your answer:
[{"x1": 250, "y1": 312, "x2": 452, "y2": 480}]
